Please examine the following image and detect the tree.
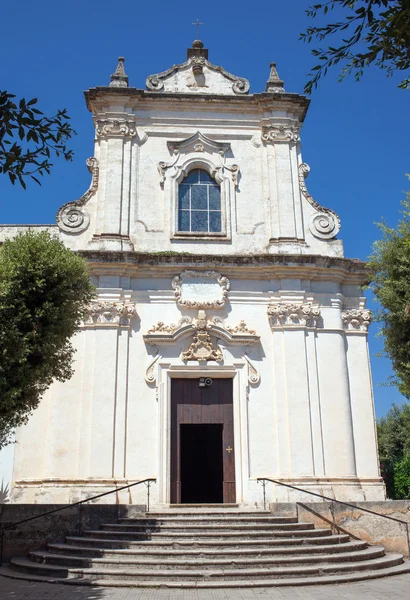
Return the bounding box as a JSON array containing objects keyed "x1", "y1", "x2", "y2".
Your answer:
[
  {"x1": 0, "y1": 230, "x2": 94, "y2": 448},
  {"x1": 377, "y1": 403, "x2": 410, "y2": 497},
  {"x1": 367, "y1": 182, "x2": 410, "y2": 398},
  {"x1": 0, "y1": 91, "x2": 75, "y2": 188},
  {"x1": 301, "y1": 0, "x2": 410, "y2": 94}
]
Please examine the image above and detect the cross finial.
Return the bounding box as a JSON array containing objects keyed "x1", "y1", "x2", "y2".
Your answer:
[{"x1": 192, "y1": 18, "x2": 204, "y2": 39}]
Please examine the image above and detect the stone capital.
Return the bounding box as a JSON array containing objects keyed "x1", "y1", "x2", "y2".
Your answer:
[
  {"x1": 95, "y1": 118, "x2": 137, "y2": 139},
  {"x1": 268, "y1": 302, "x2": 321, "y2": 328},
  {"x1": 82, "y1": 301, "x2": 136, "y2": 328},
  {"x1": 342, "y1": 308, "x2": 372, "y2": 332}
]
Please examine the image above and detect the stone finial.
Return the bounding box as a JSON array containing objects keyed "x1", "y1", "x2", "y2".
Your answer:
[
  {"x1": 265, "y1": 62, "x2": 285, "y2": 93},
  {"x1": 187, "y1": 39, "x2": 209, "y2": 61},
  {"x1": 110, "y1": 57, "x2": 129, "y2": 88}
]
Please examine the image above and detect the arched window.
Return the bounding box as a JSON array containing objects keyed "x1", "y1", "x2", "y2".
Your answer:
[{"x1": 178, "y1": 169, "x2": 221, "y2": 233}]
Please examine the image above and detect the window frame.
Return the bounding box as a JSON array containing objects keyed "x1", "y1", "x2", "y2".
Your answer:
[
  {"x1": 177, "y1": 168, "x2": 222, "y2": 235},
  {"x1": 170, "y1": 158, "x2": 231, "y2": 240}
]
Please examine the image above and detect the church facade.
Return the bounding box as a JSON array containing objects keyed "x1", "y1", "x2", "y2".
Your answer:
[{"x1": 2, "y1": 41, "x2": 385, "y2": 506}]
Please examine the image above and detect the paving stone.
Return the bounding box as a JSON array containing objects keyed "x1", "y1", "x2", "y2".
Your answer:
[{"x1": 1, "y1": 574, "x2": 410, "y2": 600}]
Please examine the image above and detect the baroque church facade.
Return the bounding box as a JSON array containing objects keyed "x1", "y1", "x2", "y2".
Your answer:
[{"x1": 2, "y1": 41, "x2": 385, "y2": 506}]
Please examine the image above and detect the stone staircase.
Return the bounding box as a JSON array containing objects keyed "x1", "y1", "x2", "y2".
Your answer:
[{"x1": 2, "y1": 508, "x2": 410, "y2": 587}]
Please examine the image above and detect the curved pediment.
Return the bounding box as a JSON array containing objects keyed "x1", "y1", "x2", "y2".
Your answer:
[
  {"x1": 146, "y1": 43, "x2": 250, "y2": 96},
  {"x1": 168, "y1": 132, "x2": 230, "y2": 155},
  {"x1": 144, "y1": 312, "x2": 260, "y2": 346}
]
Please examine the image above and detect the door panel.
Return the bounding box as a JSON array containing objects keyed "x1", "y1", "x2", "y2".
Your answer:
[{"x1": 170, "y1": 378, "x2": 235, "y2": 504}]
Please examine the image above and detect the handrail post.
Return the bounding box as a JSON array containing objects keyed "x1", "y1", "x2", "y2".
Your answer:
[
  {"x1": 258, "y1": 478, "x2": 267, "y2": 510},
  {"x1": 330, "y1": 500, "x2": 336, "y2": 535},
  {"x1": 145, "y1": 480, "x2": 151, "y2": 513},
  {"x1": 406, "y1": 522, "x2": 410, "y2": 557},
  {"x1": 0, "y1": 526, "x2": 4, "y2": 565},
  {"x1": 78, "y1": 502, "x2": 83, "y2": 535}
]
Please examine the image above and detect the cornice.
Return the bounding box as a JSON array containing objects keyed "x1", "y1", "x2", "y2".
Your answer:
[
  {"x1": 79, "y1": 251, "x2": 367, "y2": 284},
  {"x1": 84, "y1": 87, "x2": 310, "y2": 122}
]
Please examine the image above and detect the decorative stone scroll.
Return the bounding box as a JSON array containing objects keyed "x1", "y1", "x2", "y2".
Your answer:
[
  {"x1": 342, "y1": 309, "x2": 372, "y2": 332},
  {"x1": 172, "y1": 270, "x2": 230, "y2": 309},
  {"x1": 244, "y1": 353, "x2": 260, "y2": 385},
  {"x1": 95, "y1": 119, "x2": 137, "y2": 139},
  {"x1": 261, "y1": 124, "x2": 300, "y2": 144},
  {"x1": 268, "y1": 303, "x2": 321, "y2": 328},
  {"x1": 298, "y1": 163, "x2": 341, "y2": 240},
  {"x1": 82, "y1": 301, "x2": 136, "y2": 328},
  {"x1": 157, "y1": 151, "x2": 179, "y2": 186},
  {"x1": 56, "y1": 157, "x2": 98, "y2": 234},
  {"x1": 218, "y1": 151, "x2": 240, "y2": 188},
  {"x1": 145, "y1": 346, "x2": 161, "y2": 384}
]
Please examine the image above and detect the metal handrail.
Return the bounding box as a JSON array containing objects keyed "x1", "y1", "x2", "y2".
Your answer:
[
  {"x1": 0, "y1": 477, "x2": 156, "y2": 564},
  {"x1": 257, "y1": 477, "x2": 410, "y2": 555}
]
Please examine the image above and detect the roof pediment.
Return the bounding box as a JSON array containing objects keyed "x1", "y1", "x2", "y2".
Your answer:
[{"x1": 146, "y1": 42, "x2": 250, "y2": 96}]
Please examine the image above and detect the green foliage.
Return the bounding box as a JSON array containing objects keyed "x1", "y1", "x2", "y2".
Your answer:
[
  {"x1": 301, "y1": 0, "x2": 410, "y2": 93},
  {"x1": 377, "y1": 403, "x2": 410, "y2": 497},
  {"x1": 0, "y1": 91, "x2": 75, "y2": 188},
  {"x1": 394, "y1": 455, "x2": 410, "y2": 498},
  {"x1": 367, "y1": 181, "x2": 410, "y2": 397},
  {"x1": 0, "y1": 231, "x2": 94, "y2": 448}
]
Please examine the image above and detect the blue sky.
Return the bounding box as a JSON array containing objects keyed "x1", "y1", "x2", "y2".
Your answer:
[{"x1": 1, "y1": 0, "x2": 409, "y2": 417}]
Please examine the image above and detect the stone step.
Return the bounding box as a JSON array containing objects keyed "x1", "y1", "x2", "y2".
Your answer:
[
  {"x1": 146, "y1": 510, "x2": 268, "y2": 517},
  {"x1": 82, "y1": 527, "x2": 331, "y2": 540},
  {"x1": 118, "y1": 516, "x2": 297, "y2": 525},
  {"x1": 2, "y1": 561, "x2": 410, "y2": 587},
  {"x1": 65, "y1": 532, "x2": 349, "y2": 549},
  {"x1": 100, "y1": 522, "x2": 314, "y2": 533},
  {"x1": 29, "y1": 546, "x2": 385, "y2": 570},
  {"x1": 9, "y1": 553, "x2": 404, "y2": 581},
  {"x1": 49, "y1": 539, "x2": 367, "y2": 558}
]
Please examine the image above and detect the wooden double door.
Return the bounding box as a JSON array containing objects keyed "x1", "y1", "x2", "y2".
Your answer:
[{"x1": 170, "y1": 378, "x2": 235, "y2": 504}]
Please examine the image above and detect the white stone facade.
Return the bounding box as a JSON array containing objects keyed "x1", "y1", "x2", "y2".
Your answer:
[{"x1": 2, "y1": 43, "x2": 385, "y2": 505}]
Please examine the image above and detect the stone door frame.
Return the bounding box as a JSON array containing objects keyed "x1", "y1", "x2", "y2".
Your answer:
[{"x1": 156, "y1": 361, "x2": 249, "y2": 506}]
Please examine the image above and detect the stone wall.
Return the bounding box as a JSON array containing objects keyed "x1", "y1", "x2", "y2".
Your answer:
[
  {"x1": 271, "y1": 500, "x2": 410, "y2": 557},
  {"x1": 0, "y1": 503, "x2": 145, "y2": 563}
]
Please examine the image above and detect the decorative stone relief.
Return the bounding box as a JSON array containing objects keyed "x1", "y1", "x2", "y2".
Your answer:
[
  {"x1": 226, "y1": 321, "x2": 256, "y2": 335},
  {"x1": 82, "y1": 301, "x2": 136, "y2": 327},
  {"x1": 147, "y1": 322, "x2": 177, "y2": 334},
  {"x1": 182, "y1": 331, "x2": 223, "y2": 363},
  {"x1": 268, "y1": 303, "x2": 321, "y2": 328},
  {"x1": 298, "y1": 163, "x2": 341, "y2": 240},
  {"x1": 145, "y1": 346, "x2": 161, "y2": 384},
  {"x1": 261, "y1": 124, "x2": 300, "y2": 144},
  {"x1": 144, "y1": 311, "x2": 259, "y2": 347},
  {"x1": 144, "y1": 311, "x2": 260, "y2": 368},
  {"x1": 342, "y1": 309, "x2": 372, "y2": 332},
  {"x1": 56, "y1": 157, "x2": 98, "y2": 234},
  {"x1": 95, "y1": 119, "x2": 137, "y2": 139},
  {"x1": 172, "y1": 270, "x2": 230, "y2": 309}
]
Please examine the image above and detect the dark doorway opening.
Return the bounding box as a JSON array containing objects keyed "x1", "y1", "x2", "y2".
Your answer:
[{"x1": 180, "y1": 424, "x2": 223, "y2": 503}]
